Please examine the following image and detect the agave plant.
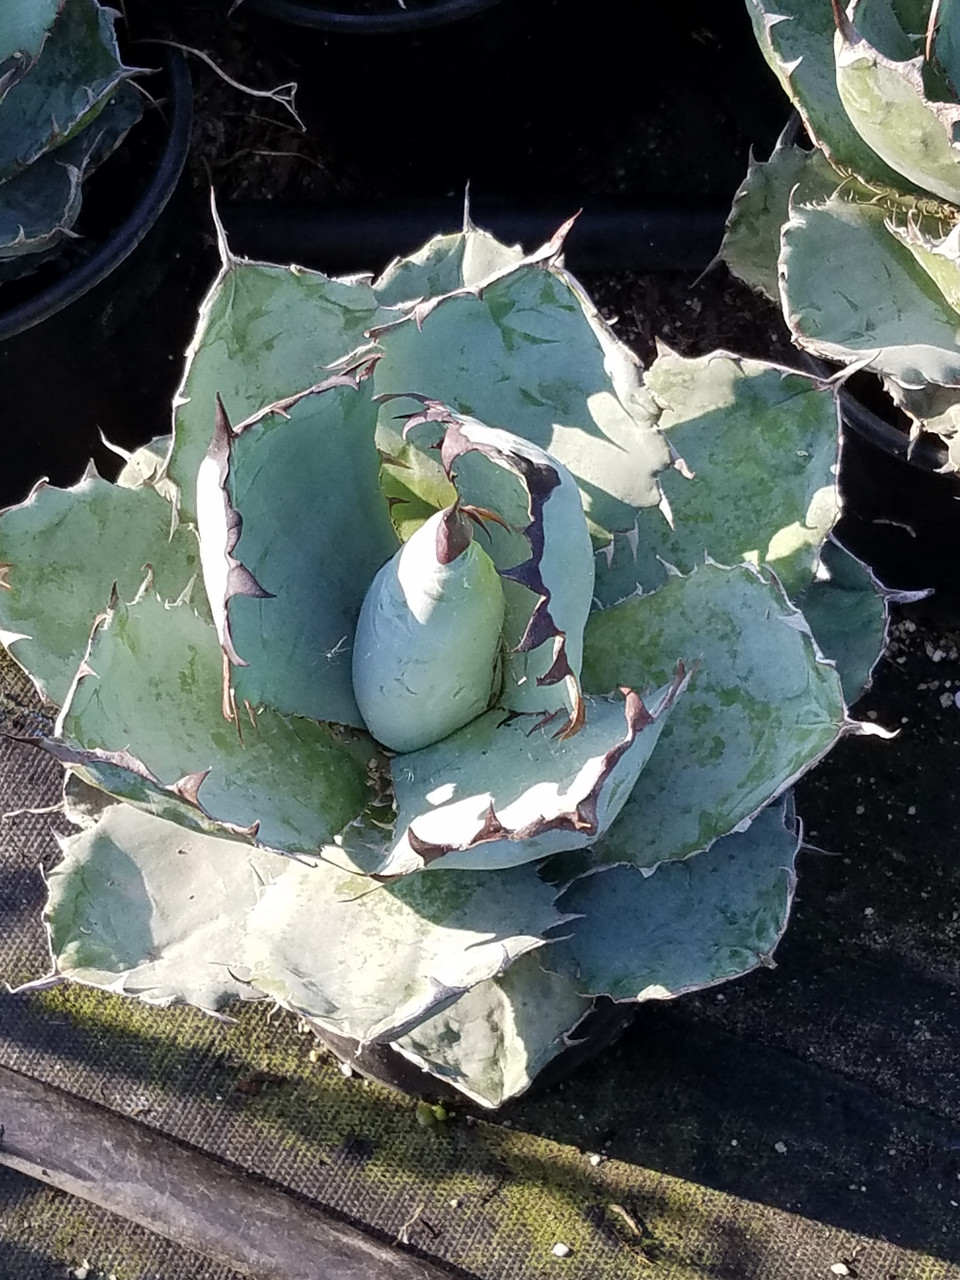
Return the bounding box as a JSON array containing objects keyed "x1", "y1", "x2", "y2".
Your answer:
[
  {"x1": 723, "y1": 0, "x2": 960, "y2": 466},
  {"x1": 0, "y1": 0, "x2": 144, "y2": 284},
  {"x1": 0, "y1": 212, "x2": 897, "y2": 1107}
]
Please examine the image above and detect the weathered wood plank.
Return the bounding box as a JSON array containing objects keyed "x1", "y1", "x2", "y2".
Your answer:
[{"x1": 0, "y1": 1064, "x2": 458, "y2": 1280}]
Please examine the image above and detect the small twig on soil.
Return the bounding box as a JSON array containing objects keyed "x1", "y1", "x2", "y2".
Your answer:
[
  {"x1": 1, "y1": 802, "x2": 63, "y2": 821},
  {"x1": 142, "y1": 40, "x2": 304, "y2": 130},
  {"x1": 395, "y1": 1204, "x2": 424, "y2": 1244}
]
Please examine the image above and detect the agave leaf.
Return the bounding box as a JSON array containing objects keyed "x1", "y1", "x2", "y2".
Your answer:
[
  {"x1": 794, "y1": 538, "x2": 899, "y2": 703},
  {"x1": 720, "y1": 137, "x2": 845, "y2": 301},
  {"x1": 0, "y1": 0, "x2": 139, "y2": 182},
  {"x1": 0, "y1": 0, "x2": 61, "y2": 88},
  {"x1": 242, "y1": 857, "x2": 565, "y2": 1044},
  {"x1": 373, "y1": 224, "x2": 526, "y2": 306},
  {"x1": 373, "y1": 678, "x2": 685, "y2": 878},
  {"x1": 883, "y1": 374, "x2": 960, "y2": 439},
  {"x1": 549, "y1": 799, "x2": 800, "y2": 1001},
  {"x1": 0, "y1": 80, "x2": 141, "y2": 264},
  {"x1": 0, "y1": 474, "x2": 200, "y2": 706},
  {"x1": 594, "y1": 353, "x2": 841, "y2": 607},
  {"x1": 45, "y1": 792, "x2": 277, "y2": 1012},
  {"x1": 428, "y1": 410, "x2": 596, "y2": 725},
  {"x1": 372, "y1": 259, "x2": 669, "y2": 541},
  {"x1": 744, "y1": 0, "x2": 910, "y2": 188},
  {"x1": 49, "y1": 746, "x2": 267, "y2": 846},
  {"x1": 169, "y1": 248, "x2": 388, "y2": 523},
  {"x1": 933, "y1": 0, "x2": 960, "y2": 94},
  {"x1": 0, "y1": 152, "x2": 80, "y2": 259},
  {"x1": 835, "y1": 4, "x2": 960, "y2": 204},
  {"x1": 884, "y1": 216, "x2": 960, "y2": 312},
  {"x1": 376, "y1": 426, "x2": 456, "y2": 542},
  {"x1": 196, "y1": 377, "x2": 399, "y2": 729},
  {"x1": 781, "y1": 192, "x2": 960, "y2": 387},
  {"x1": 393, "y1": 952, "x2": 591, "y2": 1109},
  {"x1": 56, "y1": 592, "x2": 374, "y2": 855},
  {"x1": 352, "y1": 506, "x2": 505, "y2": 753},
  {"x1": 580, "y1": 561, "x2": 845, "y2": 872}
]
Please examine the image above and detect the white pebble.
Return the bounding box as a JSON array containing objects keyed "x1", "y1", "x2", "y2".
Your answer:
[
  {"x1": 830, "y1": 1265, "x2": 850, "y2": 1277},
  {"x1": 774, "y1": 1140, "x2": 787, "y2": 1154},
  {"x1": 552, "y1": 1242, "x2": 572, "y2": 1258}
]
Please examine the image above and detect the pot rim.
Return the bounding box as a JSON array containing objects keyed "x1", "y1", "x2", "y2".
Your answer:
[
  {"x1": 0, "y1": 41, "x2": 192, "y2": 344},
  {"x1": 242, "y1": 0, "x2": 506, "y2": 34}
]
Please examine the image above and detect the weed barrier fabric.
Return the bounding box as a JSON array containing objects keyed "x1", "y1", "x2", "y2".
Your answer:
[{"x1": 2, "y1": 627, "x2": 960, "y2": 1279}]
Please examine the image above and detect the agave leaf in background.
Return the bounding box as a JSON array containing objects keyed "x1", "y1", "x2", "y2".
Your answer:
[
  {"x1": 196, "y1": 377, "x2": 399, "y2": 729},
  {"x1": 393, "y1": 952, "x2": 592, "y2": 1110},
  {"x1": 0, "y1": 0, "x2": 61, "y2": 95},
  {"x1": 56, "y1": 591, "x2": 374, "y2": 854},
  {"x1": 884, "y1": 217, "x2": 960, "y2": 312},
  {"x1": 720, "y1": 137, "x2": 845, "y2": 301},
  {"x1": 781, "y1": 192, "x2": 960, "y2": 387},
  {"x1": 0, "y1": 80, "x2": 142, "y2": 265},
  {"x1": 593, "y1": 352, "x2": 841, "y2": 607},
  {"x1": 581, "y1": 561, "x2": 845, "y2": 872},
  {"x1": 243, "y1": 856, "x2": 566, "y2": 1044},
  {"x1": 45, "y1": 791, "x2": 278, "y2": 1012},
  {"x1": 551, "y1": 799, "x2": 800, "y2": 1000},
  {"x1": 169, "y1": 242, "x2": 389, "y2": 522},
  {"x1": 0, "y1": 153, "x2": 80, "y2": 259},
  {"x1": 933, "y1": 0, "x2": 960, "y2": 93},
  {"x1": 0, "y1": 0, "x2": 139, "y2": 182},
  {"x1": 744, "y1": 0, "x2": 909, "y2": 188},
  {"x1": 795, "y1": 538, "x2": 913, "y2": 702},
  {"x1": 371, "y1": 258, "x2": 669, "y2": 541},
  {"x1": 0, "y1": 474, "x2": 200, "y2": 707},
  {"x1": 883, "y1": 375, "x2": 960, "y2": 442},
  {"x1": 834, "y1": 4, "x2": 960, "y2": 204}
]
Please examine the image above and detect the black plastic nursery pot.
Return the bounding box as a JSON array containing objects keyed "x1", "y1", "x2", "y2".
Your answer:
[
  {"x1": 210, "y1": 0, "x2": 787, "y2": 210},
  {"x1": 827, "y1": 376, "x2": 960, "y2": 621},
  {"x1": 241, "y1": 0, "x2": 506, "y2": 34},
  {"x1": 0, "y1": 37, "x2": 196, "y2": 509}
]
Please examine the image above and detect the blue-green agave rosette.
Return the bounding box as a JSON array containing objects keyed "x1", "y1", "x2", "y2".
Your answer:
[
  {"x1": 0, "y1": 213, "x2": 897, "y2": 1107},
  {"x1": 0, "y1": 0, "x2": 146, "y2": 282},
  {"x1": 725, "y1": 0, "x2": 960, "y2": 466}
]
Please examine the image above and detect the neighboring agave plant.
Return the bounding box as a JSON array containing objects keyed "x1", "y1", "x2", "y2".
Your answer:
[
  {"x1": 0, "y1": 0, "x2": 144, "y2": 284},
  {"x1": 723, "y1": 0, "x2": 960, "y2": 465},
  {"x1": 0, "y1": 211, "x2": 898, "y2": 1107}
]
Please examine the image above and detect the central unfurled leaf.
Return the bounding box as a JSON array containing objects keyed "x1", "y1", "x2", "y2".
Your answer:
[
  {"x1": 372, "y1": 676, "x2": 686, "y2": 877},
  {"x1": 352, "y1": 505, "x2": 504, "y2": 753},
  {"x1": 423, "y1": 409, "x2": 597, "y2": 731}
]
